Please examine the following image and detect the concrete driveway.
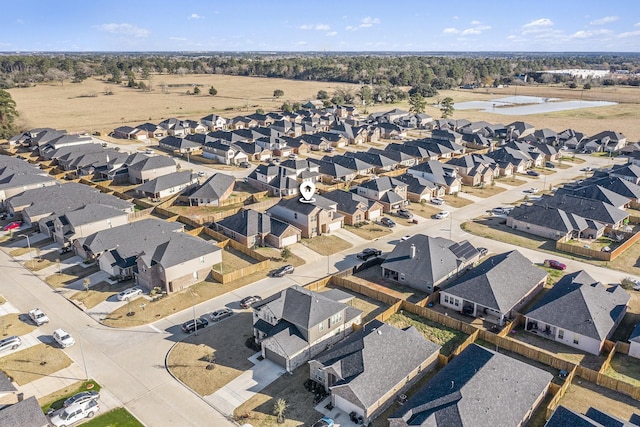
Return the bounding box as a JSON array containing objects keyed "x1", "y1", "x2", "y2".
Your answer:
[{"x1": 205, "y1": 352, "x2": 286, "y2": 417}]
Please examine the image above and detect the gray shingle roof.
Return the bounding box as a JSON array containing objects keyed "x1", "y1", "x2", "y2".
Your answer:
[
  {"x1": 0, "y1": 396, "x2": 49, "y2": 427},
  {"x1": 534, "y1": 194, "x2": 629, "y2": 226},
  {"x1": 189, "y1": 173, "x2": 235, "y2": 201},
  {"x1": 140, "y1": 232, "x2": 220, "y2": 269},
  {"x1": 556, "y1": 185, "x2": 631, "y2": 208},
  {"x1": 315, "y1": 320, "x2": 441, "y2": 410},
  {"x1": 62, "y1": 203, "x2": 127, "y2": 227},
  {"x1": 322, "y1": 190, "x2": 372, "y2": 215},
  {"x1": 389, "y1": 344, "x2": 553, "y2": 426},
  {"x1": 135, "y1": 171, "x2": 195, "y2": 194},
  {"x1": 216, "y1": 209, "x2": 271, "y2": 237},
  {"x1": 545, "y1": 405, "x2": 604, "y2": 427},
  {"x1": 526, "y1": 270, "x2": 630, "y2": 341},
  {"x1": 508, "y1": 204, "x2": 589, "y2": 236},
  {"x1": 128, "y1": 155, "x2": 177, "y2": 172},
  {"x1": 442, "y1": 251, "x2": 547, "y2": 313}
]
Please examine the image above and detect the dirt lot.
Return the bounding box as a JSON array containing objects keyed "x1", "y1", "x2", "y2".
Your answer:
[
  {"x1": 44, "y1": 264, "x2": 101, "y2": 288},
  {"x1": 0, "y1": 343, "x2": 72, "y2": 385},
  {"x1": 460, "y1": 184, "x2": 507, "y2": 198},
  {"x1": 320, "y1": 284, "x2": 390, "y2": 323},
  {"x1": 217, "y1": 247, "x2": 260, "y2": 274},
  {"x1": 70, "y1": 279, "x2": 137, "y2": 310},
  {"x1": 605, "y1": 353, "x2": 640, "y2": 387},
  {"x1": 560, "y1": 378, "x2": 640, "y2": 422},
  {"x1": 387, "y1": 312, "x2": 468, "y2": 356},
  {"x1": 300, "y1": 235, "x2": 352, "y2": 256},
  {"x1": 167, "y1": 312, "x2": 255, "y2": 396},
  {"x1": 344, "y1": 223, "x2": 392, "y2": 240},
  {"x1": 0, "y1": 313, "x2": 37, "y2": 337}
]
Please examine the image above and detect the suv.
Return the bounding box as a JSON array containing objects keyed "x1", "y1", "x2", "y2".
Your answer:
[
  {"x1": 397, "y1": 209, "x2": 413, "y2": 219},
  {"x1": 240, "y1": 295, "x2": 262, "y2": 309},
  {"x1": 28, "y1": 308, "x2": 49, "y2": 326},
  {"x1": 0, "y1": 336, "x2": 21, "y2": 353},
  {"x1": 50, "y1": 399, "x2": 100, "y2": 427},
  {"x1": 357, "y1": 248, "x2": 382, "y2": 261},
  {"x1": 181, "y1": 317, "x2": 209, "y2": 334},
  {"x1": 380, "y1": 217, "x2": 396, "y2": 228},
  {"x1": 431, "y1": 197, "x2": 445, "y2": 205},
  {"x1": 53, "y1": 328, "x2": 75, "y2": 348},
  {"x1": 271, "y1": 264, "x2": 294, "y2": 277},
  {"x1": 64, "y1": 391, "x2": 100, "y2": 407}
]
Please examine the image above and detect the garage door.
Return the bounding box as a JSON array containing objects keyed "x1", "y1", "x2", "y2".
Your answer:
[
  {"x1": 281, "y1": 235, "x2": 299, "y2": 247},
  {"x1": 328, "y1": 221, "x2": 342, "y2": 232},
  {"x1": 368, "y1": 210, "x2": 381, "y2": 220},
  {"x1": 264, "y1": 347, "x2": 287, "y2": 369}
]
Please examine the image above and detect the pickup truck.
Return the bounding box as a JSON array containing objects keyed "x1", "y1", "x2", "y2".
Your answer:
[
  {"x1": 356, "y1": 248, "x2": 382, "y2": 261},
  {"x1": 28, "y1": 308, "x2": 49, "y2": 326}
]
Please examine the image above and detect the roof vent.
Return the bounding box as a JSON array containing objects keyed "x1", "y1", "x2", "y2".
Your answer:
[
  {"x1": 377, "y1": 330, "x2": 382, "y2": 335},
  {"x1": 410, "y1": 244, "x2": 416, "y2": 259}
]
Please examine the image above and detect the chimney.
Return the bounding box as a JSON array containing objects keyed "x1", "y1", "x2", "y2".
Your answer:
[{"x1": 410, "y1": 244, "x2": 416, "y2": 259}]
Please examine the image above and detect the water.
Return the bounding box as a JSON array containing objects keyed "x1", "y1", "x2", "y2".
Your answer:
[{"x1": 454, "y1": 97, "x2": 616, "y2": 116}]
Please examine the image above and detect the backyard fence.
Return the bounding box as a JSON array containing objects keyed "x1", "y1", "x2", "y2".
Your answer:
[{"x1": 546, "y1": 365, "x2": 577, "y2": 419}]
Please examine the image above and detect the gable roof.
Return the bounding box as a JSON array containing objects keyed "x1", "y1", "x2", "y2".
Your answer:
[
  {"x1": 315, "y1": 320, "x2": 441, "y2": 410},
  {"x1": 443, "y1": 251, "x2": 547, "y2": 313},
  {"x1": 216, "y1": 209, "x2": 271, "y2": 237},
  {"x1": 526, "y1": 270, "x2": 630, "y2": 341},
  {"x1": 390, "y1": 344, "x2": 553, "y2": 426},
  {"x1": 508, "y1": 204, "x2": 589, "y2": 236},
  {"x1": 395, "y1": 173, "x2": 437, "y2": 195},
  {"x1": 189, "y1": 173, "x2": 235, "y2": 200},
  {"x1": 556, "y1": 185, "x2": 631, "y2": 208},
  {"x1": 309, "y1": 159, "x2": 356, "y2": 179},
  {"x1": 128, "y1": 155, "x2": 176, "y2": 172},
  {"x1": 322, "y1": 190, "x2": 376, "y2": 214},
  {"x1": 61, "y1": 203, "x2": 127, "y2": 227},
  {"x1": 135, "y1": 171, "x2": 195, "y2": 194},
  {"x1": 533, "y1": 194, "x2": 628, "y2": 225},
  {"x1": 139, "y1": 232, "x2": 220, "y2": 269},
  {"x1": 357, "y1": 176, "x2": 406, "y2": 192},
  {"x1": 0, "y1": 396, "x2": 49, "y2": 427}
]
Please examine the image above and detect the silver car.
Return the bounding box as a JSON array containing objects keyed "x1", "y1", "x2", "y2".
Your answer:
[{"x1": 0, "y1": 336, "x2": 21, "y2": 353}]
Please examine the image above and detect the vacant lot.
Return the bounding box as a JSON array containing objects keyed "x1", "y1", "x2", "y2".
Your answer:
[
  {"x1": 460, "y1": 184, "x2": 507, "y2": 198},
  {"x1": 442, "y1": 194, "x2": 473, "y2": 208},
  {"x1": 300, "y1": 234, "x2": 352, "y2": 256},
  {"x1": 0, "y1": 343, "x2": 72, "y2": 385},
  {"x1": 234, "y1": 364, "x2": 322, "y2": 427},
  {"x1": 494, "y1": 176, "x2": 529, "y2": 186},
  {"x1": 344, "y1": 223, "x2": 392, "y2": 240},
  {"x1": 254, "y1": 247, "x2": 306, "y2": 269},
  {"x1": 560, "y1": 378, "x2": 640, "y2": 422},
  {"x1": 168, "y1": 312, "x2": 255, "y2": 396},
  {"x1": 387, "y1": 312, "x2": 468, "y2": 356},
  {"x1": 71, "y1": 280, "x2": 136, "y2": 310},
  {"x1": 0, "y1": 313, "x2": 36, "y2": 337}
]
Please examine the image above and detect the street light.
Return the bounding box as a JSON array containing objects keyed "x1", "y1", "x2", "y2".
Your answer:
[{"x1": 18, "y1": 234, "x2": 33, "y2": 268}]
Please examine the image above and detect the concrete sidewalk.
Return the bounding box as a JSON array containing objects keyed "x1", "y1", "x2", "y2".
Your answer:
[{"x1": 205, "y1": 352, "x2": 286, "y2": 417}]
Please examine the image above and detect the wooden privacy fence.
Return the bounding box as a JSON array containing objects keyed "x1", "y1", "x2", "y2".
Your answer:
[
  {"x1": 555, "y1": 240, "x2": 611, "y2": 261},
  {"x1": 332, "y1": 276, "x2": 402, "y2": 306},
  {"x1": 609, "y1": 231, "x2": 640, "y2": 261},
  {"x1": 211, "y1": 258, "x2": 270, "y2": 283},
  {"x1": 546, "y1": 366, "x2": 578, "y2": 419}
]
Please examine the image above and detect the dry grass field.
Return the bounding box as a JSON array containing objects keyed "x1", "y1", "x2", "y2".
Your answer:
[{"x1": 7, "y1": 74, "x2": 640, "y2": 141}]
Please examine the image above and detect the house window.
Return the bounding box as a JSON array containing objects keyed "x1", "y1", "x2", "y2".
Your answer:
[
  {"x1": 558, "y1": 329, "x2": 564, "y2": 340},
  {"x1": 200, "y1": 256, "x2": 205, "y2": 264},
  {"x1": 315, "y1": 368, "x2": 324, "y2": 382},
  {"x1": 193, "y1": 271, "x2": 198, "y2": 279},
  {"x1": 573, "y1": 335, "x2": 580, "y2": 345},
  {"x1": 294, "y1": 213, "x2": 298, "y2": 219},
  {"x1": 331, "y1": 312, "x2": 342, "y2": 325},
  {"x1": 319, "y1": 321, "x2": 324, "y2": 332},
  {"x1": 444, "y1": 295, "x2": 449, "y2": 304}
]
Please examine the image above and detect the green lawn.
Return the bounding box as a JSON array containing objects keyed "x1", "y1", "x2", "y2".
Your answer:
[
  {"x1": 82, "y1": 408, "x2": 143, "y2": 427},
  {"x1": 40, "y1": 380, "x2": 102, "y2": 413}
]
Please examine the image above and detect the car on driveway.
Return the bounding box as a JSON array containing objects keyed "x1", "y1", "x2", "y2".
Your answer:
[
  {"x1": 477, "y1": 247, "x2": 489, "y2": 256},
  {"x1": 523, "y1": 187, "x2": 539, "y2": 194},
  {"x1": 64, "y1": 390, "x2": 100, "y2": 407},
  {"x1": 435, "y1": 211, "x2": 450, "y2": 219},
  {"x1": 181, "y1": 317, "x2": 209, "y2": 334},
  {"x1": 631, "y1": 279, "x2": 640, "y2": 291},
  {"x1": 312, "y1": 417, "x2": 335, "y2": 427},
  {"x1": 239, "y1": 161, "x2": 251, "y2": 168},
  {"x1": 240, "y1": 295, "x2": 262, "y2": 309},
  {"x1": 356, "y1": 248, "x2": 382, "y2": 260},
  {"x1": 431, "y1": 197, "x2": 445, "y2": 205},
  {"x1": 28, "y1": 308, "x2": 49, "y2": 326},
  {"x1": 210, "y1": 308, "x2": 234, "y2": 322},
  {"x1": 53, "y1": 328, "x2": 75, "y2": 348},
  {"x1": 380, "y1": 217, "x2": 396, "y2": 228},
  {"x1": 545, "y1": 162, "x2": 556, "y2": 168},
  {"x1": 526, "y1": 170, "x2": 540, "y2": 177},
  {"x1": 396, "y1": 209, "x2": 413, "y2": 219},
  {"x1": 2, "y1": 221, "x2": 21, "y2": 231},
  {"x1": 581, "y1": 166, "x2": 593, "y2": 172},
  {"x1": 271, "y1": 264, "x2": 295, "y2": 277},
  {"x1": 0, "y1": 336, "x2": 21, "y2": 353},
  {"x1": 117, "y1": 287, "x2": 143, "y2": 301},
  {"x1": 401, "y1": 235, "x2": 412, "y2": 241},
  {"x1": 544, "y1": 259, "x2": 566, "y2": 270},
  {"x1": 50, "y1": 399, "x2": 100, "y2": 427}
]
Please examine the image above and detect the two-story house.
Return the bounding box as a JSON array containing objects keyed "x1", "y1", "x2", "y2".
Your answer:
[
  {"x1": 354, "y1": 176, "x2": 408, "y2": 213},
  {"x1": 267, "y1": 195, "x2": 344, "y2": 238}
]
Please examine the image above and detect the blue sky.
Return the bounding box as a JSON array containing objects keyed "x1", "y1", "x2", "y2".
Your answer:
[{"x1": 1, "y1": 1, "x2": 639, "y2": 52}]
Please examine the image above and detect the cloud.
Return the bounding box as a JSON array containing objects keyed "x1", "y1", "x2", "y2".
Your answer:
[
  {"x1": 569, "y1": 29, "x2": 612, "y2": 39},
  {"x1": 461, "y1": 28, "x2": 481, "y2": 36},
  {"x1": 359, "y1": 17, "x2": 380, "y2": 28},
  {"x1": 452, "y1": 16, "x2": 459, "y2": 20},
  {"x1": 619, "y1": 30, "x2": 640, "y2": 38},
  {"x1": 523, "y1": 18, "x2": 553, "y2": 28},
  {"x1": 590, "y1": 16, "x2": 618, "y2": 25},
  {"x1": 188, "y1": 13, "x2": 204, "y2": 19},
  {"x1": 95, "y1": 23, "x2": 150, "y2": 37},
  {"x1": 456, "y1": 21, "x2": 492, "y2": 37},
  {"x1": 169, "y1": 37, "x2": 187, "y2": 41},
  {"x1": 326, "y1": 31, "x2": 338, "y2": 36},
  {"x1": 295, "y1": 41, "x2": 307, "y2": 46},
  {"x1": 299, "y1": 24, "x2": 331, "y2": 30},
  {"x1": 345, "y1": 25, "x2": 357, "y2": 31},
  {"x1": 443, "y1": 27, "x2": 459, "y2": 34},
  {"x1": 635, "y1": 22, "x2": 640, "y2": 27},
  {"x1": 470, "y1": 20, "x2": 481, "y2": 25},
  {"x1": 15, "y1": 18, "x2": 24, "y2": 24}
]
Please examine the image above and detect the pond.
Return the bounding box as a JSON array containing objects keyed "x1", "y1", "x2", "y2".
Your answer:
[{"x1": 454, "y1": 96, "x2": 617, "y2": 116}]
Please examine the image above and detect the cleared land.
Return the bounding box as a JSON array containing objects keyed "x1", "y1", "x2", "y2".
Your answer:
[
  {"x1": 0, "y1": 343, "x2": 72, "y2": 385},
  {"x1": 560, "y1": 378, "x2": 640, "y2": 422},
  {"x1": 344, "y1": 223, "x2": 392, "y2": 240},
  {"x1": 0, "y1": 313, "x2": 37, "y2": 337},
  {"x1": 300, "y1": 234, "x2": 352, "y2": 256},
  {"x1": 387, "y1": 312, "x2": 468, "y2": 356}
]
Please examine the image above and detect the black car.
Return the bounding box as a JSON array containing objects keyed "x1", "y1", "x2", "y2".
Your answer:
[
  {"x1": 240, "y1": 295, "x2": 262, "y2": 309},
  {"x1": 545, "y1": 162, "x2": 555, "y2": 168},
  {"x1": 356, "y1": 248, "x2": 382, "y2": 260},
  {"x1": 380, "y1": 217, "x2": 396, "y2": 228},
  {"x1": 181, "y1": 317, "x2": 209, "y2": 334},
  {"x1": 477, "y1": 247, "x2": 488, "y2": 256},
  {"x1": 271, "y1": 264, "x2": 295, "y2": 277},
  {"x1": 396, "y1": 209, "x2": 414, "y2": 219},
  {"x1": 526, "y1": 170, "x2": 540, "y2": 177}
]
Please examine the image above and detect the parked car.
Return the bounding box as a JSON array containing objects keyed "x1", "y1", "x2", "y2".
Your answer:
[
  {"x1": 492, "y1": 207, "x2": 506, "y2": 215},
  {"x1": 477, "y1": 247, "x2": 489, "y2": 256},
  {"x1": 181, "y1": 317, "x2": 209, "y2": 334},
  {"x1": 435, "y1": 211, "x2": 450, "y2": 219},
  {"x1": 401, "y1": 235, "x2": 412, "y2": 241},
  {"x1": 144, "y1": 149, "x2": 154, "y2": 154},
  {"x1": 396, "y1": 208, "x2": 413, "y2": 219},
  {"x1": 271, "y1": 264, "x2": 295, "y2": 277},
  {"x1": 63, "y1": 391, "x2": 100, "y2": 407},
  {"x1": 581, "y1": 166, "x2": 593, "y2": 172},
  {"x1": 312, "y1": 417, "x2": 335, "y2": 427},
  {"x1": 431, "y1": 197, "x2": 445, "y2": 205},
  {"x1": 53, "y1": 328, "x2": 75, "y2": 348},
  {"x1": 526, "y1": 170, "x2": 540, "y2": 177},
  {"x1": 240, "y1": 295, "x2": 262, "y2": 309},
  {"x1": 544, "y1": 259, "x2": 567, "y2": 270},
  {"x1": 2, "y1": 221, "x2": 21, "y2": 231},
  {"x1": 210, "y1": 308, "x2": 234, "y2": 322},
  {"x1": 545, "y1": 162, "x2": 556, "y2": 168},
  {"x1": 50, "y1": 399, "x2": 100, "y2": 427},
  {"x1": 288, "y1": 153, "x2": 297, "y2": 159},
  {"x1": 380, "y1": 217, "x2": 396, "y2": 228},
  {"x1": 239, "y1": 161, "x2": 251, "y2": 168},
  {"x1": 324, "y1": 147, "x2": 335, "y2": 152},
  {"x1": 28, "y1": 308, "x2": 49, "y2": 326},
  {"x1": 197, "y1": 171, "x2": 206, "y2": 177},
  {"x1": 356, "y1": 248, "x2": 382, "y2": 261},
  {"x1": 0, "y1": 336, "x2": 21, "y2": 353},
  {"x1": 631, "y1": 279, "x2": 640, "y2": 291},
  {"x1": 524, "y1": 187, "x2": 539, "y2": 194},
  {"x1": 117, "y1": 287, "x2": 143, "y2": 301}
]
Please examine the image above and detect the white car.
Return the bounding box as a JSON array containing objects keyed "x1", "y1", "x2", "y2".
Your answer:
[
  {"x1": 117, "y1": 287, "x2": 143, "y2": 301},
  {"x1": 431, "y1": 197, "x2": 445, "y2": 205},
  {"x1": 28, "y1": 308, "x2": 49, "y2": 326},
  {"x1": 197, "y1": 171, "x2": 206, "y2": 177},
  {"x1": 435, "y1": 211, "x2": 450, "y2": 219},
  {"x1": 52, "y1": 328, "x2": 75, "y2": 348},
  {"x1": 50, "y1": 399, "x2": 100, "y2": 427},
  {"x1": 400, "y1": 235, "x2": 412, "y2": 241}
]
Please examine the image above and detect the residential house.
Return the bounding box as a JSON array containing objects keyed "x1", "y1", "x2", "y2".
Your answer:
[
  {"x1": 201, "y1": 139, "x2": 248, "y2": 166},
  {"x1": 407, "y1": 160, "x2": 461, "y2": 194},
  {"x1": 446, "y1": 154, "x2": 495, "y2": 186},
  {"x1": 532, "y1": 142, "x2": 560, "y2": 161},
  {"x1": 324, "y1": 155, "x2": 375, "y2": 176},
  {"x1": 9, "y1": 127, "x2": 66, "y2": 148},
  {"x1": 158, "y1": 118, "x2": 187, "y2": 136},
  {"x1": 461, "y1": 133, "x2": 492, "y2": 149},
  {"x1": 407, "y1": 138, "x2": 465, "y2": 158},
  {"x1": 389, "y1": 344, "x2": 553, "y2": 427},
  {"x1": 182, "y1": 119, "x2": 207, "y2": 134},
  {"x1": 0, "y1": 156, "x2": 58, "y2": 205},
  {"x1": 432, "y1": 128, "x2": 463, "y2": 146},
  {"x1": 487, "y1": 144, "x2": 541, "y2": 172},
  {"x1": 556, "y1": 185, "x2": 631, "y2": 210},
  {"x1": 247, "y1": 164, "x2": 299, "y2": 197},
  {"x1": 525, "y1": 270, "x2": 629, "y2": 355},
  {"x1": 371, "y1": 108, "x2": 410, "y2": 124},
  {"x1": 558, "y1": 128, "x2": 587, "y2": 149},
  {"x1": 608, "y1": 163, "x2": 640, "y2": 185},
  {"x1": 252, "y1": 285, "x2": 363, "y2": 372},
  {"x1": 368, "y1": 148, "x2": 417, "y2": 168},
  {"x1": 395, "y1": 173, "x2": 443, "y2": 203},
  {"x1": 533, "y1": 128, "x2": 559, "y2": 145},
  {"x1": 587, "y1": 175, "x2": 640, "y2": 209},
  {"x1": 200, "y1": 114, "x2": 228, "y2": 131},
  {"x1": 440, "y1": 250, "x2": 547, "y2": 326},
  {"x1": 281, "y1": 136, "x2": 310, "y2": 155},
  {"x1": 507, "y1": 121, "x2": 536, "y2": 139},
  {"x1": 214, "y1": 209, "x2": 301, "y2": 248},
  {"x1": 136, "y1": 122, "x2": 166, "y2": 139},
  {"x1": 628, "y1": 322, "x2": 640, "y2": 359},
  {"x1": 188, "y1": 173, "x2": 236, "y2": 207},
  {"x1": 128, "y1": 155, "x2": 177, "y2": 184},
  {"x1": 328, "y1": 122, "x2": 367, "y2": 145},
  {"x1": 279, "y1": 159, "x2": 321, "y2": 183},
  {"x1": 267, "y1": 195, "x2": 344, "y2": 238},
  {"x1": 112, "y1": 126, "x2": 139, "y2": 139},
  {"x1": 0, "y1": 396, "x2": 50, "y2": 427},
  {"x1": 322, "y1": 190, "x2": 383, "y2": 225},
  {"x1": 546, "y1": 405, "x2": 640, "y2": 427},
  {"x1": 158, "y1": 136, "x2": 201, "y2": 154},
  {"x1": 381, "y1": 235, "x2": 479, "y2": 294},
  {"x1": 507, "y1": 204, "x2": 603, "y2": 241},
  {"x1": 386, "y1": 143, "x2": 438, "y2": 163},
  {"x1": 533, "y1": 194, "x2": 629, "y2": 229},
  {"x1": 51, "y1": 203, "x2": 130, "y2": 247},
  {"x1": 134, "y1": 171, "x2": 198, "y2": 199},
  {"x1": 309, "y1": 320, "x2": 441, "y2": 424},
  {"x1": 317, "y1": 131, "x2": 348, "y2": 148},
  {"x1": 377, "y1": 122, "x2": 406, "y2": 140},
  {"x1": 345, "y1": 151, "x2": 398, "y2": 172},
  {"x1": 587, "y1": 130, "x2": 627, "y2": 153},
  {"x1": 354, "y1": 176, "x2": 408, "y2": 212},
  {"x1": 310, "y1": 159, "x2": 357, "y2": 184},
  {"x1": 300, "y1": 134, "x2": 331, "y2": 151}
]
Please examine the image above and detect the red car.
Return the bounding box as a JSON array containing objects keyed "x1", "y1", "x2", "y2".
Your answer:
[
  {"x1": 2, "y1": 221, "x2": 21, "y2": 231},
  {"x1": 544, "y1": 259, "x2": 566, "y2": 270}
]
